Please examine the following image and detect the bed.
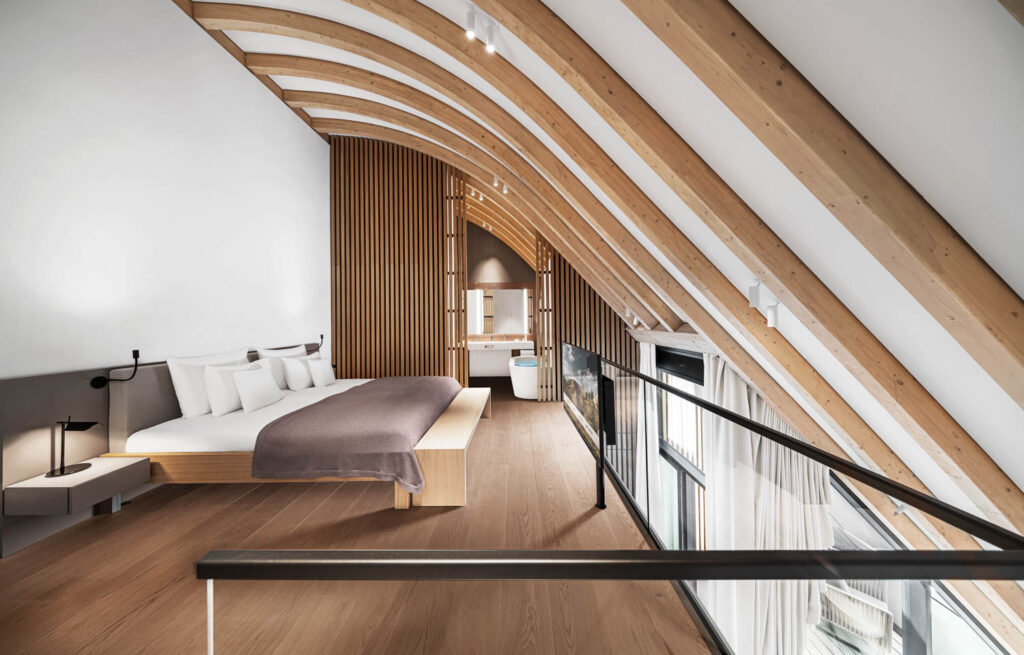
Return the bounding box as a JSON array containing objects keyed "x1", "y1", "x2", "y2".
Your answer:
[{"x1": 102, "y1": 346, "x2": 491, "y2": 509}]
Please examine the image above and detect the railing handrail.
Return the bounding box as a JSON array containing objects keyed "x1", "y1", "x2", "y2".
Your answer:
[
  {"x1": 196, "y1": 548, "x2": 1024, "y2": 581},
  {"x1": 561, "y1": 341, "x2": 1024, "y2": 550}
]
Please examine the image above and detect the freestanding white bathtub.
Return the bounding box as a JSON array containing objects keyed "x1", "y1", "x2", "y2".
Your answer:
[{"x1": 509, "y1": 355, "x2": 538, "y2": 400}]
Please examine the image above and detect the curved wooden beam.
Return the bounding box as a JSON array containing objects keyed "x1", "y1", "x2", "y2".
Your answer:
[
  {"x1": 283, "y1": 89, "x2": 669, "y2": 330},
  {"x1": 464, "y1": 201, "x2": 536, "y2": 268},
  {"x1": 475, "y1": 0, "x2": 1024, "y2": 542},
  {"x1": 198, "y1": 7, "x2": 997, "y2": 515},
  {"x1": 213, "y1": 0, "x2": 1019, "y2": 532},
  {"x1": 270, "y1": 70, "x2": 681, "y2": 331},
  {"x1": 246, "y1": 41, "x2": 999, "y2": 525},
  {"x1": 622, "y1": 0, "x2": 1024, "y2": 411},
  {"x1": 463, "y1": 207, "x2": 535, "y2": 268},
  {"x1": 315, "y1": 119, "x2": 646, "y2": 327}
]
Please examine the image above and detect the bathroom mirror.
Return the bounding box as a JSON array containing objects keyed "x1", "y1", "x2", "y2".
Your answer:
[{"x1": 467, "y1": 288, "x2": 532, "y2": 337}]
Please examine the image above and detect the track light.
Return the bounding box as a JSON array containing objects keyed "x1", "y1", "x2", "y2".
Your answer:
[
  {"x1": 766, "y1": 302, "x2": 779, "y2": 328},
  {"x1": 748, "y1": 280, "x2": 761, "y2": 308},
  {"x1": 465, "y1": 6, "x2": 476, "y2": 41},
  {"x1": 502, "y1": 183, "x2": 508, "y2": 194},
  {"x1": 492, "y1": 176, "x2": 499, "y2": 187},
  {"x1": 485, "y1": 21, "x2": 496, "y2": 53}
]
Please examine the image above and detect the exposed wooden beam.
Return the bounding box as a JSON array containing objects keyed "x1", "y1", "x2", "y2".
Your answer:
[
  {"x1": 268, "y1": 67, "x2": 679, "y2": 331},
  {"x1": 195, "y1": 5, "x2": 997, "y2": 522},
  {"x1": 998, "y1": 0, "x2": 1024, "y2": 28},
  {"x1": 277, "y1": 83, "x2": 680, "y2": 331},
  {"x1": 337, "y1": 0, "x2": 1024, "y2": 534},
  {"x1": 477, "y1": 0, "x2": 1024, "y2": 570},
  {"x1": 313, "y1": 121, "x2": 650, "y2": 329},
  {"x1": 182, "y1": 7, "x2": 1024, "y2": 637},
  {"x1": 464, "y1": 200, "x2": 536, "y2": 267},
  {"x1": 622, "y1": 0, "x2": 1024, "y2": 411},
  {"x1": 168, "y1": 0, "x2": 325, "y2": 141}
]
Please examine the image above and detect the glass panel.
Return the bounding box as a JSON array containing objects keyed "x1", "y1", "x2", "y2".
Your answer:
[
  {"x1": 695, "y1": 577, "x2": 1007, "y2": 655},
  {"x1": 558, "y1": 344, "x2": 1015, "y2": 654}
]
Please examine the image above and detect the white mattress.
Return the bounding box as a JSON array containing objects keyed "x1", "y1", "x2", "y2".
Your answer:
[{"x1": 124, "y1": 380, "x2": 372, "y2": 453}]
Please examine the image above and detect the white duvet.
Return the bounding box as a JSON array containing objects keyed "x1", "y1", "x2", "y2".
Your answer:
[{"x1": 125, "y1": 379, "x2": 372, "y2": 453}]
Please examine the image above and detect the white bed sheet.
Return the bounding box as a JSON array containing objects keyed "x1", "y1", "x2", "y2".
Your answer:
[{"x1": 124, "y1": 380, "x2": 372, "y2": 453}]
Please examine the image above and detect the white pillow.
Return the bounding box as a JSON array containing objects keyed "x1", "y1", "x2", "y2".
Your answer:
[
  {"x1": 166, "y1": 349, "x2": 248, "y2": 418},
  {"x1": 258, "y1": 345, "x2": 308, "y2": 390},
  {"x1": 282, "y1": 353, "x2": 319, "y2": 391},
  {"x1": 204, "y1": 361, "x2": 264, "y2": 417},
  {"x1": 308, "y1": 358, "x2": 335, "y2": 388},
  {"x1": 234, "y1": 365, "x2": 284, "y2": 413}
]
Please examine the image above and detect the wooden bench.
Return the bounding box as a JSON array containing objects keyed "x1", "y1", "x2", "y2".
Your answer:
[{"x1": 395, "y1": 387, "x2": 492, "y2": 509}]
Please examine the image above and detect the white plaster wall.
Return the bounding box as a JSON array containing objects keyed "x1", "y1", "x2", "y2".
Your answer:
[{"x1": 0, "y1": 0, "x2": 330, "y2": 379}]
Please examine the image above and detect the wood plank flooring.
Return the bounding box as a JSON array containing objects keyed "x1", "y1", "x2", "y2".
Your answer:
[{"x1": 0, "y1": 383, "x2": 710, "y2": 654}]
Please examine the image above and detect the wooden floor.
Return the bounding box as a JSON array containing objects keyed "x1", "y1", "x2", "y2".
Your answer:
[{"x1": 0, "y1": 382, "x2": 710, "y2": 654}]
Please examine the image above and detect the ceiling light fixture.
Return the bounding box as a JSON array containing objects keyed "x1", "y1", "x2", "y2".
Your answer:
[
  {"x1": 502, "y1": 183, "x2": 508, "y2": 195},
  {"x1": 492, "y1": 176, "x2": 499, "y2": 187},
  {"x1": 766, "y1": 302, "x2": 779, "y2": 328},
  {"x1": 485, "y1": 21, "x2": 496, "y2": 54},
  {"x1": 465, "y1": 6, "x2": 476, "y2": 40}
]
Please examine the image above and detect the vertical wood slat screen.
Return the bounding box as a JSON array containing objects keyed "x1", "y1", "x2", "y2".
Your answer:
[
  {"x1": 533, "y1": 234, "x2": 640, "y2": 401},
  {"x1": 330, "y1": 136, "x2": 467, "y2": 385},
  {"x1": 444, "y1": 168, "x2": 468, "y2": 385},
  {"x1": 535, "y1": 235, "x2": 557, "y2": 401}
]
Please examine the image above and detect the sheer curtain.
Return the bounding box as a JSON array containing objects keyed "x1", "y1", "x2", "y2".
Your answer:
[
  {"x1": 634, "y1": 342, "x2": 664, "y2": 528},
  {"x1": 701, "y1": 354, "x2": 833, "y2": 655}
]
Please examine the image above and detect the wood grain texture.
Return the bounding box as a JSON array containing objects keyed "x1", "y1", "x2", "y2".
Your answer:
[
  {"x1": 0, "y1": 385, "x2": 711, "y2": 655},
  {"x1": 331, "y1": 136, "x2": 467, "y2": 385},
  {"x1": 188, "y1": 6, "x2": 1024, "y2": 638},
  {"x1": 279, "y1": 83, "x2": 672, "y2": 329},
  {"x1": 620, "y1": 0, "x2": 1024, "y2": 414},
  {"x1": 479, "y1": 0, "x2": 1024, "y2": 535}
]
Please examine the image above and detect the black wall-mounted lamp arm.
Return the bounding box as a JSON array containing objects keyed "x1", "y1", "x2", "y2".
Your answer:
[
  {"x1": 90, "y1": 349, "x2": 140, "y2": 389},
  {"x1": 310, "y1": 334, "x2": 324, "y2": 353}
]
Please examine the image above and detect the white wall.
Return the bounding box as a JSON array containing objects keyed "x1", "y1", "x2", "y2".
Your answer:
[{"x1": 0, "y1": 0, "x2": 330, "y2": 379}]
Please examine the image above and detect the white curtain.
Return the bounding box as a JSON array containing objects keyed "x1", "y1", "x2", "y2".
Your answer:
[
  {"x1": 700, "y1": 354, "x2": 834, "y2": 655},
  {"x1": 634, "y1": 343, "x2": 664, "y2": 529}
]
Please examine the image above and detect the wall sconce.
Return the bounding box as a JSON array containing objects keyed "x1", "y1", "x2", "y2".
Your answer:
[
  {"x1": 47, "y1": 417, "x2": 98, "y2": 477},
  {"x1": 748, "y1": 280, "x2": 761, "y2": 308},
  {"x1": 90, "y1": 349, "x2": 140, "y2": 389}
]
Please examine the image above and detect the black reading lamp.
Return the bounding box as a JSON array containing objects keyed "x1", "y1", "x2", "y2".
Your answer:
[
  {"x1": 47, "y1": 417, "x2": 98, "y2": 477},
  {"x1": 90, "y1": 349, "x2": 140, "y2": 389}
]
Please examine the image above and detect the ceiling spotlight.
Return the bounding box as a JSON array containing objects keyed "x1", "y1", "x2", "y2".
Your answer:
[
  {"x1": 465, "y1": 6, "x2": 476, "y2": 41},
  {"x1": 485, "y1": 21, "x2": 496, "y2": 54},
  {"x1": 469, "y1": 188, "x2": 476, "y2": 197},
  {"x1": 502, "y1": 183, "x2": 508, "y2": 195},
  {"x1": 766, "y1": 302, "x2": 779, "y2": 328},
  {"x1": 492, "y1": 176, "x2": 499, "y2": 187}
]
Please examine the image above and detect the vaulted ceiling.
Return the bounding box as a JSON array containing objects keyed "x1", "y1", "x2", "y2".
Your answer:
[{"x1": 167, "y1": 0, "x2": 1024, "y2": 641}]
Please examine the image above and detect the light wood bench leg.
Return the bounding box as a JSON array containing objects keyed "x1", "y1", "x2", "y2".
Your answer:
[
  {"x1": 394, "y1": 484, "x2": 411, "y2": 510},
  {"x1": 482, "y1": 391, "x2": 492, "y2": 418}
]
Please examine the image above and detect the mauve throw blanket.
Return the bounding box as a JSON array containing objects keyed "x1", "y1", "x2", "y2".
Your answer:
[{"x1": 252, "y1": 376, "x2": 461, "y2": 493}]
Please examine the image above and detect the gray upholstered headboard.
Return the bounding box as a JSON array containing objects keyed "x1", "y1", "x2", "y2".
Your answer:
[{"x1": 107, "y1": 343, "x2": 319, "y2": 452}]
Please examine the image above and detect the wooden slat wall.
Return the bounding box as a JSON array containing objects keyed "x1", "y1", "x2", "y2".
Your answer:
[
  {"x1": 535, "y1": 236, "x2": 640, "y2": 401},
  {"x1": 331, "y1": 136, "x2": 467, "y2": 385},
  {"x1": 536, "y1": 235, "x2": 557, "y2": 401},
  {"x1": 444, "y1": 168, "x2": 469, "y2": 384}
]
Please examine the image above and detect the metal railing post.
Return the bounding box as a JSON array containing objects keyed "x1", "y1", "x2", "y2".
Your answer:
[{"x1": 207, "y1": 579, "x2": 214, "y2": 655}]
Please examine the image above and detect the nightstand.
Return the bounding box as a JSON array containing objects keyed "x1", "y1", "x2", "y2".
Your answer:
[{"x1": 3, "y1": 456, "x2": 150, "y2": 516}]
